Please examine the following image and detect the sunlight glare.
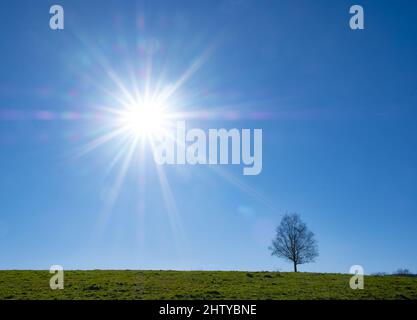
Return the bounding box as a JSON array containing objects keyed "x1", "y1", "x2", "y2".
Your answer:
[{"x1": 120, "y1": 100, "x2": 168, "y2": 138}]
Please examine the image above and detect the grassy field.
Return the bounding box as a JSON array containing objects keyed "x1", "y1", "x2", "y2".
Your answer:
[{"x1": 0, "y1": 270, "x2": 416, "y2": 300}]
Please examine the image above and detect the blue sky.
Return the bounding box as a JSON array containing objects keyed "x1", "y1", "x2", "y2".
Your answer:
[{"x1": 0, "y1": 0, "x2": 416, "y2": 274}]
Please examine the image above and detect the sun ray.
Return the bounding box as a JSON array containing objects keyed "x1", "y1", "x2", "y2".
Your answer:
[
  {"x1": 66, "y1": 27, "x2": 275, "y2": 247},
  {"x1": 150, "y1": 141, "x2": 186, "y2": 249},
  {"x1": 96, "y1": 134, "x2": 140, "y2": 231},
  {"x1": 73, "y1": 126, "x2": 129, "y2": 159},
  {"x1": 209, "y1": 166, "x2": 277, "y2": 212}
]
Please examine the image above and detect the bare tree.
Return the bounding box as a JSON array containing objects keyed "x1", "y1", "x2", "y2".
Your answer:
[
  {"x1": 269, "y1": 213, "x2": 318, "y2": 272},
  {"x1": 393, "y1": 268, "x2": 413, "y2": 276}
]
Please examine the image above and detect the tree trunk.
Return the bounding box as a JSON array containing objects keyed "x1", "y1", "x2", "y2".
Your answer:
[{"x1": 293, "y1": 261, "x2": 297, "y2": 272}]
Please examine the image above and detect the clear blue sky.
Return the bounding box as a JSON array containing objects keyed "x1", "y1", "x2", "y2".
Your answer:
[{"x1": 0, "y1": 0, "x2": 416, "y2": 274}]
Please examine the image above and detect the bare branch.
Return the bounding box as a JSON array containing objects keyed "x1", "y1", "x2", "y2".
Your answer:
[{"x1": 269, "y1": 213, "x2": 318, "y2": 272}]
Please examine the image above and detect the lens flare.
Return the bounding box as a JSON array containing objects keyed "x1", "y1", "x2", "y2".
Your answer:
[{"x1": 118, "y1": 100, "x2": 169, "y2": 138}]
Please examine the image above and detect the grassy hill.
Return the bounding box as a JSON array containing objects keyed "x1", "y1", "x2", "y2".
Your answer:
[{"x1": 0, "y1": 270, "x2": 416, "y2": 300}]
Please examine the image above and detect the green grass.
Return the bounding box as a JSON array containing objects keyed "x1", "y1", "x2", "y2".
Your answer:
[{"x1": 0, "y1": 270, "x2": 416, "y2": 300}]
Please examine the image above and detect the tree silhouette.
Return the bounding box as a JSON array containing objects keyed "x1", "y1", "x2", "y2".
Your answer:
[{"x1": 270, "y1": 213, "x2": 318, "y2": 272}]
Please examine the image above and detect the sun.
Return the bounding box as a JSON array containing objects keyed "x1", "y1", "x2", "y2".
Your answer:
[{"x1": 119, "y1": 99, "x2": 170, "y2": 139}]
